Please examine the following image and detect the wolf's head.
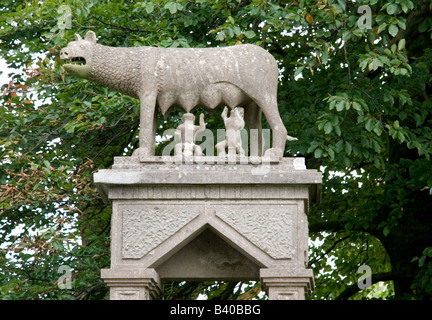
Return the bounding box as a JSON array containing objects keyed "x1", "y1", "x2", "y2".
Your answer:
[{"x1": 60, "y1": 31, "x2": 97, "y2": 78}]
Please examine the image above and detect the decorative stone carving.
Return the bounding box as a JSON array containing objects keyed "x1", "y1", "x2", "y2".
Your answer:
[
  {"x1": 216, "y1": 106, "x2": 246, "y2": 157},
  {"x1": 122, "y1": 207, "x2": 200, "y2": 259},
  {"x1": 95, "y1": 156, "x2": 320, "y2": 300},
  {"x1": 156, "y1": 228, "x2": 260, "y2": 281},
  {"x1": 100, "y1": 268, "x2": 161, "y2": 300},
  {"x1": 60, "y1": 31, "x2": 294, "y2": 159},
  {"x1": 67, "y1": 30, "x2": 322, "y2": 300},
  {"x1": 215, "y1": 205, "x2": 295, "y2": 259},
  {"x1": 174, "y1": 112, "x2": 206, "y2": 157}
]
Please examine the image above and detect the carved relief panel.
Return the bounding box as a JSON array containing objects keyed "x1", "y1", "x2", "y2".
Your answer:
[
  {"x1": 120, "y1": 205, "x2": 202, "y2": 259},
  {"x1": 117, "y1": 201, "x2": 298, "y2": 264}
]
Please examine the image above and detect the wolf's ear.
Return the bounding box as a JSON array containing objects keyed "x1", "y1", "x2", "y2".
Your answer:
[
  {"x1": 84, "y1": 31, "x2": 97, "y2": 43},
  {"x1": 74, "y1": 34, "x2": 83, "y2": 41}
]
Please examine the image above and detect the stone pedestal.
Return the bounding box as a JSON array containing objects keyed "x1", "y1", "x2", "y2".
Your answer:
[
  {"x1": 94, "y1": 156, "x2": 321, "y2": 300},
  {"x1": 260, "y1": 268, "x2": 314, "y2": 300},
  {"x1": 100, "y1": 268, "x2": 161, "y2": 300}
]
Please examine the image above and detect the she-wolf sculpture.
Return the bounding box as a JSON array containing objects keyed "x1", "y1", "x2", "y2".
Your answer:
[{"x1": 60, "y1": 31, "x2": 295, "y2": 158}]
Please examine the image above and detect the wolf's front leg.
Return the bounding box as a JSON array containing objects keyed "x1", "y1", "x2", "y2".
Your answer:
[{"x1": 133, "y1": 91, "x2": 157, "y2": 161}]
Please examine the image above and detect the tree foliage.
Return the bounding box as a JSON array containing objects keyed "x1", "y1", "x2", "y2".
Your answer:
[{"x1": 1, "y1": 0, "x2": 432, "y2": 300}]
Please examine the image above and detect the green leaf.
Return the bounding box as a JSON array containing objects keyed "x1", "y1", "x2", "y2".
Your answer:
[
  {"x1": 383, "y1": 225, "x2": 391, "y2": 237},
  {"x1": 342, "y1": 30, "x2": 352, "y2": 41},
  {"x1": 335, "y1": 140, "x2": 344, "y2": 152},
  {"x1": 419, "y1": 20, "x2": 429, "y2": 33},
  {"x1": 345, "y1": 141, "x2": 353, "y2": 155},
  {"x1": 331, "y1": 114, "x2": 340, "y2": 126},
  {"x1": 307, "y1": 142, "x2": 319, "y2": 153},
  {"x1": 389, "y1": 24, "x2": 399, "y2": 37},
  {"x1": 418, "y1": 255, "x2": 426, "y2": 267},
  {"x1": 216, "y1": 31, "x2": 226, "y2": 41},
  {"x1": 386, "y1": 3, "x2": 398, "y2": 15},
  {"x1": 294, "y1": 66, "x2": 304, "y2": 77},
  {"x1": 334, "y1": 98, "x2": 349, "y2": 111},
  {"x1": 165, "y1": 2, "x2": 177, "y2": 14},
  {"x1": 369, "y1": 57, "x2": 383, "y2": 71},
  {"x1": 352, "y1": 101, "x2": 362, "y2": 111},
  {"x1": 365, "y1": 118, "x2": 374, "y2": 132},
  {"x1": 43, "y1": 160, "x2": 52, "y2": 174},
  {"x1": 52, "y1": 240, "x2": 64, "y2": 251},
  {"x1": 377, "y1": 23, "x2": 388, "y2": 34},
  {"x1": 372, "y1": 139, "x2": 381, "y2": 153},
  {"x1": 97, "y1": 116, "x2": 107, "y2": 125},
  {"x1": 334, "y1": 125, "x2": 341, "y2": 136},
  {"x1": 324, "y1": 121, "x2": 333, "y2": 134},
  {"x1": 373, "y1": 123, "x2": 383, "y2": 136},
  {"x1": 314, "y1": 148, "x2": 323, "y2": 158},
  {"x1": 337, "y1": 0, "x2": 346, "y2": 11},
  {"x1": 145, "y1": 2, "x2": 154, "y2": 14},
  {"x1": 397, "y1": 130, "x2": 405, "y2": 143},
  {"x1": 327, "y1": 147, "x2": 335, "y2": 160},
  {"x1": 398, "y1": 39, "x2": 406, "y2": 51},
  {"x1": 244, "y1": 30, "x2": 256, "y2": 39}
]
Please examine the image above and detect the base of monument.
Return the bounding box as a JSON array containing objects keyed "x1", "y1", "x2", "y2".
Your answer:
[
  {"x1": 101, "y1": 268, "x2": 161, "y2": 300},
  {"x1": 100, "y1": 267, "x2": 314, "y2": 300},
  {"x1": 131, "y1": 147, "x2": 286, "y2": 164},
  {"x1": 260, "y1": 268, "x2": 315, "y2": 300},
  {"x1": 95, "y1": 157, "x2": 321, "y2": 300}
]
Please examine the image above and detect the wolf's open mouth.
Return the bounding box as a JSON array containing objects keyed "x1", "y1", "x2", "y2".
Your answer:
[
  {"x1": 62, "y1": 56, "x2": 89, "y2": 78},
  {"x1": 69, "y1": 57, "x2": 86, "y2": 65}
]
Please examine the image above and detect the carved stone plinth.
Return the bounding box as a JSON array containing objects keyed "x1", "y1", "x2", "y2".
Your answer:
[
  {"x1": 100, "y1": 268, "x2": 161, "y2": 300},
  {"x1": 94, "y1": 156, "x2": 321, "y2": 300},
  {"x1": 260, "y1": 268, "x2": 315, "y2": 300}
]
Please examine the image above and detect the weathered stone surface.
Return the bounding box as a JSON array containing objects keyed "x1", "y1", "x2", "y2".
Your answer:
[
  {"x1": 156, "y1": 228, "x2": 261, "y2": 281},
  {"x1": 122, "y1": 206, "x2": 201, "y2": 259},
  {"x1": 215, "y1": 205, "x2": 295, "y2": 259},
  {"x1": 100, "y1": 268, "x2": 161, "y2": 300},
  {"x1": 60, "y1": 31, "x2": 293, "y2": 159},
  {"x1": 61, "y1": 30, "x2": 321, "y2": 300},
  {"x1": 94, "y1": 157, "x2": 321, "y2": 205},
  {"x1": 97, "y1": 157, "x2": 320, "y2": 300},
  {"x1": 216, "y1": 107, "x2": 246, "y2": 157},
  {"x1": 174, "y1": 113, "x2": 206, "y2": 157},
  {"x1": 260, "y1": 268, "x2": 315, "y2": 300}
]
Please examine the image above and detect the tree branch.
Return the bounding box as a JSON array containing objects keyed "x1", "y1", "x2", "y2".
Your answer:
[
  {"x1": 237, "y1": 282, "x2": 262, "y2": 300},
  {"x1": 309, "y1": 220, "x2": 347, "y2": 234},
  {"x1": 91, "y1": 16, "x2": 150, "y2": 33},
  {"x1": 387, "y1": 1, "x2": 430, "y2": 49},
  {"x1": 308, "y1": 235, "x2": 350, "y2": 267},
  {"x1": 335, "y1": 272, "x2": 401, "y2": 300},
  {"x1": 364, "y1": 1, "x2": 430, "y2": 79}
]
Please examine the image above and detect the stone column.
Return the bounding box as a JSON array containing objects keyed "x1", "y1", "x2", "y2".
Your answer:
[
  {"x1": 260, "y1": 268, "x2": 314, "y2": 300},
  {"x1": 100, "y1": 268, "x2": 161, "y2": 300}
]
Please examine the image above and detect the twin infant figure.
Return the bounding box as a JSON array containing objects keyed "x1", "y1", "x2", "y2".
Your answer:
[{"x1": 174, "y1": 106, "x2": 245, "y2": 158}]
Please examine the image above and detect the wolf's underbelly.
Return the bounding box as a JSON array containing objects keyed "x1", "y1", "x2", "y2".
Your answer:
[{"x1": 157, "y1": 82, "x2": 252, "y2": 115}]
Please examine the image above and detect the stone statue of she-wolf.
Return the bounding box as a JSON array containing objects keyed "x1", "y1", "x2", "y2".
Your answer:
[{"x1": 60, "y1": 31, "x2": 295, "y2": 158}]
